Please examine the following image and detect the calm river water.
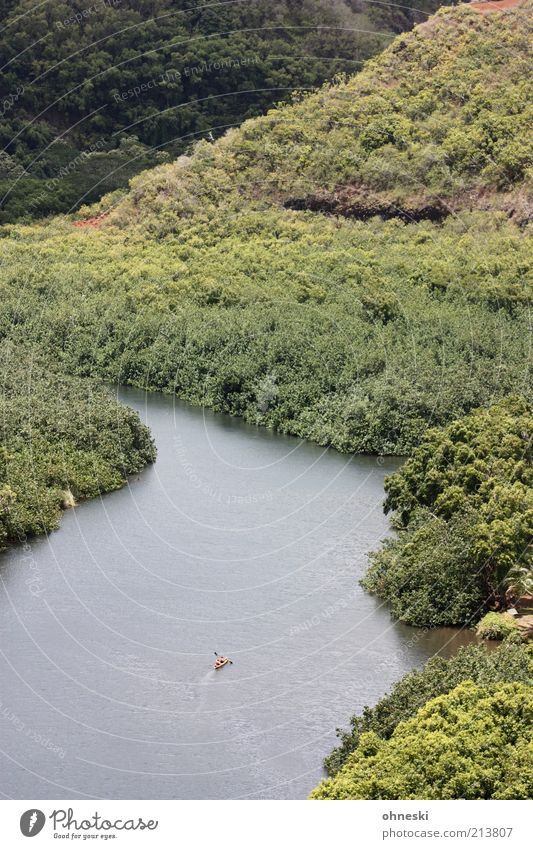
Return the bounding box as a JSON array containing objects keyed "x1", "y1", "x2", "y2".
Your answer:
[{"x1": 0, "y1": 387, "x2": 477, "y2": 799}]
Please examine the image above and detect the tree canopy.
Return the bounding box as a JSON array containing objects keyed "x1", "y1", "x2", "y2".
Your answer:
[
  {"x1": 362, "y1": 397, "x2": 533, "y2": 625},
  {"x1": 324, "y1": 642, "x2": 532, "y2": 776},
  {"x1": 312, "y1": 680, "x2": 533, "y2": 799}
]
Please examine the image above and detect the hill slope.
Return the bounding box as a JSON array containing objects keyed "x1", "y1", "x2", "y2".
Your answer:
[
  {"x1": 0, "y1": 0, "x2": 448, "y2": 221},
  {"x1": 0, "y1": 2, "x2": 531, "y2": 563},
  {"x1": 109, "y1": 1, "x2": 533, "y2": 230}
]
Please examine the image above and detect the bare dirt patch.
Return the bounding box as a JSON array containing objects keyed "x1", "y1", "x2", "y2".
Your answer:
[
  {"x1": 72, "y1": 213, "x2": 110, "y2": 229},
  {"x1": 468, "y1": 0, "x2": 527, "y2": 13}
]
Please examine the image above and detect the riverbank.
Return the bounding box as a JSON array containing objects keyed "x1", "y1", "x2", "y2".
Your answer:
[
  {"x1": 0, "y1": 386, "x2": 482, "y2": 799},
  {"x1": 0, "y1": 354, "x2": 155, "y2": 552}
]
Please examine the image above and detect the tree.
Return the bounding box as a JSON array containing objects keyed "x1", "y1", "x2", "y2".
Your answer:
[
  {"x1": 363, "y1": 398, "x2": 533, "y2": 625},
  {"x1": 324, "y1": 642, "x2": 532, "y2": 776},
  {"x1": 312, "y1": 682, "x2": 533, "y2": 799}
]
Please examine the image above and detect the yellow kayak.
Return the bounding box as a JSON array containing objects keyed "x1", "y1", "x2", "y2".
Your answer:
[{"x1": 214, "y1": 656, "x2": 231, "y2": 669}]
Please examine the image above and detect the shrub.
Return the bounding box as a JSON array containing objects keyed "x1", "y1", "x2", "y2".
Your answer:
[
  {"x1": 312, "y1": 682, "x2": 533, "y2": 799},
  {"x1": 476, "y1": 612, "x2": 521, "y2": 642},
  {"x1": 324, "y1": 642, "x2": 532, "y2": 776}
]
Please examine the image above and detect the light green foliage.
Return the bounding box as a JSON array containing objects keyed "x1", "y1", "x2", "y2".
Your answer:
[
  {"x1": 382, "y1": 397, "x2": 532, "y2": 525},
  {"x1": 312, "y1": 681, "x2": 533, "y2": 799},
  {"x1": 324, "y1": 642, "x2": 532, "y2": 776},
  {"x1": 0, "y1": 211, "x2": 530, "y2": 458},
  {"x1": 363, "y1": 398, "x2": 533, "y2": 625},
  {"x1": 476, "y1": 612, "x2": 521, "y2": 641}
]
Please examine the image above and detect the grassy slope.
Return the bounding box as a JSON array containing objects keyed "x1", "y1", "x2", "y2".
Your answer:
[
  {"x1": 107, "y1": 1, "x2": 533, "y2": 229},
  {"x1": 0, "y1": 6, "x2": 530, "y2": 798}
]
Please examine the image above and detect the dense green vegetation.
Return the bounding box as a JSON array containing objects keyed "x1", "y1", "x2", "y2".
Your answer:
[
  {"x1": 0, "y1": 346, "x2": 155, "y2": 549},
  {"x1": 1, "y1": 211, "x2": 530, "y2": 457},
  {"x1": 109, "y1": 2, "x2": 533, "y2": 230},
  {"x1": 0, "y1": 4, "x2": 530, "y2": 574},
  {"x1": 312, "y1": 679, "x2": 533, "y2": 799},
  {"x1": 362, "y1": 397, "x2": 533, "y2": 625},
  {"x1": 0, "y1": 0, "x2": 448, "y2": 222},
  {"x1": 476, "y1": 611, "x2": 522, "y2": 641},
  {"x1": 324, "y1": 642, "x2": 532, "y2": 776},
  {"x1": 0, "y1": 1, "x2": 531, "y2": 801}
]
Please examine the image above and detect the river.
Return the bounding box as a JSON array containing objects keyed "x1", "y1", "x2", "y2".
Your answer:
[{"x1": 0, "y1": 387, "x2": 477, "y2": 799}]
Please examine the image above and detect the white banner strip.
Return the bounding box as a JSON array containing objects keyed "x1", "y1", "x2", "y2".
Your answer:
[{"x1": 0, "y1": 799, "x2": 529, "y2": 848}]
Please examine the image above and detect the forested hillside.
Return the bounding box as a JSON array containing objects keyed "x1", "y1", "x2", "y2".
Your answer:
[
  {"x1": 1, "y1": 3, "x2": 531, "y2": 800},
  {"x1": 108, "y1": 1, "x2": 532, "y2": 228},
  {"x1": 0, "y1": 0, "x2": 448, "y2": 221},
  {"x1": 0, "y1": 3, "x2": 531, "y2": 620}
]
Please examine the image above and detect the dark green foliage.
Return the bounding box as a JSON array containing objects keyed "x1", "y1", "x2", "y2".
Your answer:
[
  {"x1": 0, "y1": 0, "x2": 446, "y2": 221},
  {"x1": 0, "y1": 5, "x2": 530, "y2": 607},
  {"x1": 324, "y1": 642, "x2": 532, "y2": 777},
  {"x1": 0, "y1": 345, "x2": 155, "y2": 547},
  {"x1": 362, "y1": 508, "x2": 486, "y2": 626},
  {"x1": 0, "y1": 138, "x2": 169, "y2": 223},
  {"x1": 0, "y1": 6, "x2": 529, "y2": 801},
  {"x1": 363, "y1": 398, "x2": 533, "y2": 625}
]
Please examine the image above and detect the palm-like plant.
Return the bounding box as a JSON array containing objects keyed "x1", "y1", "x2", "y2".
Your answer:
[{"x1": 504, "y1": 564, "x2": 533, "y2": 604}]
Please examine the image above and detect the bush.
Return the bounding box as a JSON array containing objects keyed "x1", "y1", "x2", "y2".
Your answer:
[
  {"x1": 0, "y1": 211, "x2": 530, "y2": 459},
  {"x1": 312, "y1": 682, "x2": 533, "y2": 799},
  {"x1": 324, "y1": 642, "x2": 532, "y2": 776}
]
